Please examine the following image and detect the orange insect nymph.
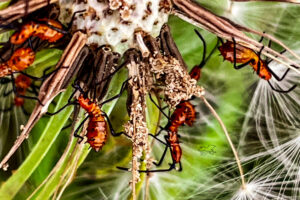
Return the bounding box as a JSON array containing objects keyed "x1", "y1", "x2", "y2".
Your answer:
[
  {"x1": 0, "y1": 48, "x2": 35, "y2": 78},
  {"x1": 219, "y1": 41, "x2": 272, "y2": 80},
  {"x1": 10, "y1": 19, "x2": 64, "y2": 45},
  {"x1": 34, "y1": 19, "x2": 64, "y2": 43},
  {"x1": 167, "y1": 131, "x2": 182, "y2": 163},
  {"x1": 218, "y1": 41, "x2": 257, "y2": 64},
  {"x1": 13, "y1": 75, "x2": 32, "y2": 106},
  {"x1": 189, "y1": 65, "x2": 201, "y2": 81},
  {"x1": 10, "y1": 22, "x2": 35, "y2": 44},
  {"x1": 78, "y1": 95, "x2": 107, "y2": 152}
]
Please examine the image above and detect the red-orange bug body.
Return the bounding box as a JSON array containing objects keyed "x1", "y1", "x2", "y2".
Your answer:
[
  {"x1": 189, "y1": 65, "x2": 201, "y2": 81},
  {"x1": 218, "y1": 41, "x2": 272, "y2": 80},
  {"x1": 78, "y1": 95, "x2": 107, "y2": 152},
  {"x1": 10, "y1": 19, "x2": 64, "y2": 45},
  {"x1": 14, "y1": 74, "x2": 32, "y2": 106},
  {"x1": 167, "y1": 101, "x2": 196, "y2": 133},
  {"x1": 167, "y1": 131, "x2": 182, "y2": 163},
  {"x1": 0, "y1": 48, "x2": 35, "y2": 78}
]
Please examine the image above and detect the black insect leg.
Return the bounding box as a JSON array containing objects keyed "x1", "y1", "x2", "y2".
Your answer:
[
  {"x1": 149, "y1": 134, "x2": 169, "y2": 167},
  {"x1": 256, "y1": 46, "x2": 265, "y2": 76},
  {"x1": 194, "y1": 29, "x2": 206, "y2": 68},
  {"x1": 95, "y1": 61, "x2": 128, "y2": 86},
  {"x1": 46, "y1": 89, "x2": 79, "y2": 115},
  {"x1": 99, "y1": 78, "x2": 131, "y2": 106},
  {"x1": 18, "y1": 66, "x2": 64, "y2": 81},
  {"x1": 267, "y1": 81, "x2": 297, "y2": 93},
  {"x1": 73, "y1": 115, "x2": 89, "y2": 143},
  {"x1": 0, "y1": 104, "x2": 13, "y2": 112},
  {"x1": 149, "y1": 93, "x2": 171, "y2": 122},
  {"x1": 21, "y1": 106, "x2": 30, "y2": 116},
  {"x1": 101, "y1": 112, "x2": 131, "y2": 138}
]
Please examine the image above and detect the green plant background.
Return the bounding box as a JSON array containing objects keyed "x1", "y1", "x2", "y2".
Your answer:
[{"x1": 0, "y1": 1, "x2": 299, "y2": 199}]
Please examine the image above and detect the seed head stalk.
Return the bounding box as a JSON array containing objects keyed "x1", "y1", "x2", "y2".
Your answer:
[{"x1": 200, "y1": 96, "x2": 246, "y2": 189}]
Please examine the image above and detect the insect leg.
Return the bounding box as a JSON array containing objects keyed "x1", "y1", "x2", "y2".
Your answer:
[
  {"x1": 117, "y1": 164, "x2": 176, "y2": 173},
  {"x1": 73, "y1": 115, "x2": 89, "y2": 143},
  {"x1": 267, "y1": 81, "x2": 297, "y2": 93},
  {"x1": 67, "y1": 9, "x2": 86, "y2": 30},
  {"x1": 21, "y1": 106, "x2": 30, "y2": 116},
  {"x1": 95, "y1": 61, "x2": 128, "y2": 86},
  {"x1": 149, "y1": 93, "x2": 171, "y2": 121},
  {"x1": 101, "y1": 111, "x2": 131, "y2": 138},
  {"x1": 194, "y1": 29, "x2": 206, "y2": 68},
  {"x1": 18, "y1": 65, "x2": 64, "y2": 81},
  {"x1": 149, "y1": 134, "x2": 170, "y2": 167},
  {"x1": 46, "y1": 89, "x2": 79, "y2": 115},
  {"x1": 100, "y1": 77, "x2": 131, "y2": 106},
  {"x1": 0, "y1": 104, "x2": 13, "y2": 112},
  {"x1": 3, "y1": 88, "x2": 13, "y2": 96},
  {"x1": 256, "y1": 46, "x2": 265, "y2": 76}
]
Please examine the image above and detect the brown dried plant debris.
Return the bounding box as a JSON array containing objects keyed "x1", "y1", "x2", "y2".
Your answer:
[
  {"x1": 124, "y1": 49, "x2": 153, "y2": 193},
  {"x1": 150, "y1": 56, "x2": 204, "y2": 108}
]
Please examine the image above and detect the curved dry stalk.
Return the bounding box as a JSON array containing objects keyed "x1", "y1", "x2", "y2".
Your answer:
[
  {"x1": 0, "y1": 32, "x2": 87, "y2": 170},
  {"x1": 200, "y1": 96, "x2": 246, "y2": 190},
  {"x1": 53, "y1": 120, "x2": 89, "y2": 200},
  {"x1": 54, "y1": 139, "x2": 86, "y2": 200},
  {"x1": 0, "y1": 0, "x2": 58, "y2": 25},
  {"x1": 172, "y1": 0, "x2": 300, "y2": 71},
  {"x1": 26, "y1": 110, "x2": 81, "y2": 200}
]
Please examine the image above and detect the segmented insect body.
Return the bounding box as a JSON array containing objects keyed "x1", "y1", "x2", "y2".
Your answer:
[
  {"x1": 10, "y1": 19, "x2": 64, "y2": 44},
  {"x1": 218, "y1": 41, "x2": 272, "y2": 80},
  {"x1": 167, "y1": 101, "x2": 196, "y2": 133},
  {"x1": 0, "y1": 48, "x2": 35, "y2": 78},
  {"x1": 14, "y1": 74, "x2": 32, "y2": 106},
  {"x1": 168, "y1": 131, "x2": 182, "y2": 163},
  {"x1": 78, "y1": 95, "x2": 107, "y2": 152},
  {"x1": 189, "y1": 65, "x2": 202, "y2": 81}
]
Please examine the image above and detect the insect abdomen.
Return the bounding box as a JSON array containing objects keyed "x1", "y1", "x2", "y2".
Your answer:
[{"x1": 87, "y1": 119, "x2": 107, "y2": 152}]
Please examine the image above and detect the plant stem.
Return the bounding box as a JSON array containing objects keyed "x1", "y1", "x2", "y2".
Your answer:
[{"x1": 201, "y1": 96, "x2": 246, "y2": 189}]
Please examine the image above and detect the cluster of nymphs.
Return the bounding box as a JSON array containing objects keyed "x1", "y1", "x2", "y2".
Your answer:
[
  {"x1": 0, "y1": 0, "x2": 297, "y2": 182},
  {"x1": 0, "y1": 16, "x2": 66, "y2": 113}
]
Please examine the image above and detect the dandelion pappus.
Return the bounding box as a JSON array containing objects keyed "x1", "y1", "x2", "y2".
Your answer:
[
  {"x1": 218, "y1": 37, "x2": 297, "y2": 93},
  {"x1": 0, "y1": 48, "x2": 35, "y2": 78}
]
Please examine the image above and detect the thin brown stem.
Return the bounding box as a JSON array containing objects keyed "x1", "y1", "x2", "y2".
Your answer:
[{"x1": 200, "y1": 96, "x2": 246, "y2": 189}]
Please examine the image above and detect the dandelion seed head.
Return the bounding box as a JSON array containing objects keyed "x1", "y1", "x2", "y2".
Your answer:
[{"x1": 59, "y1": 0, "x2": 171, "y2": 53}]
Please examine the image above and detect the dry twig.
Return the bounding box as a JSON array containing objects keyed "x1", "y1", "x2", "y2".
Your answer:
[{"x1": 124, "y1": 49, "x2": 152, "y2": 200}]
